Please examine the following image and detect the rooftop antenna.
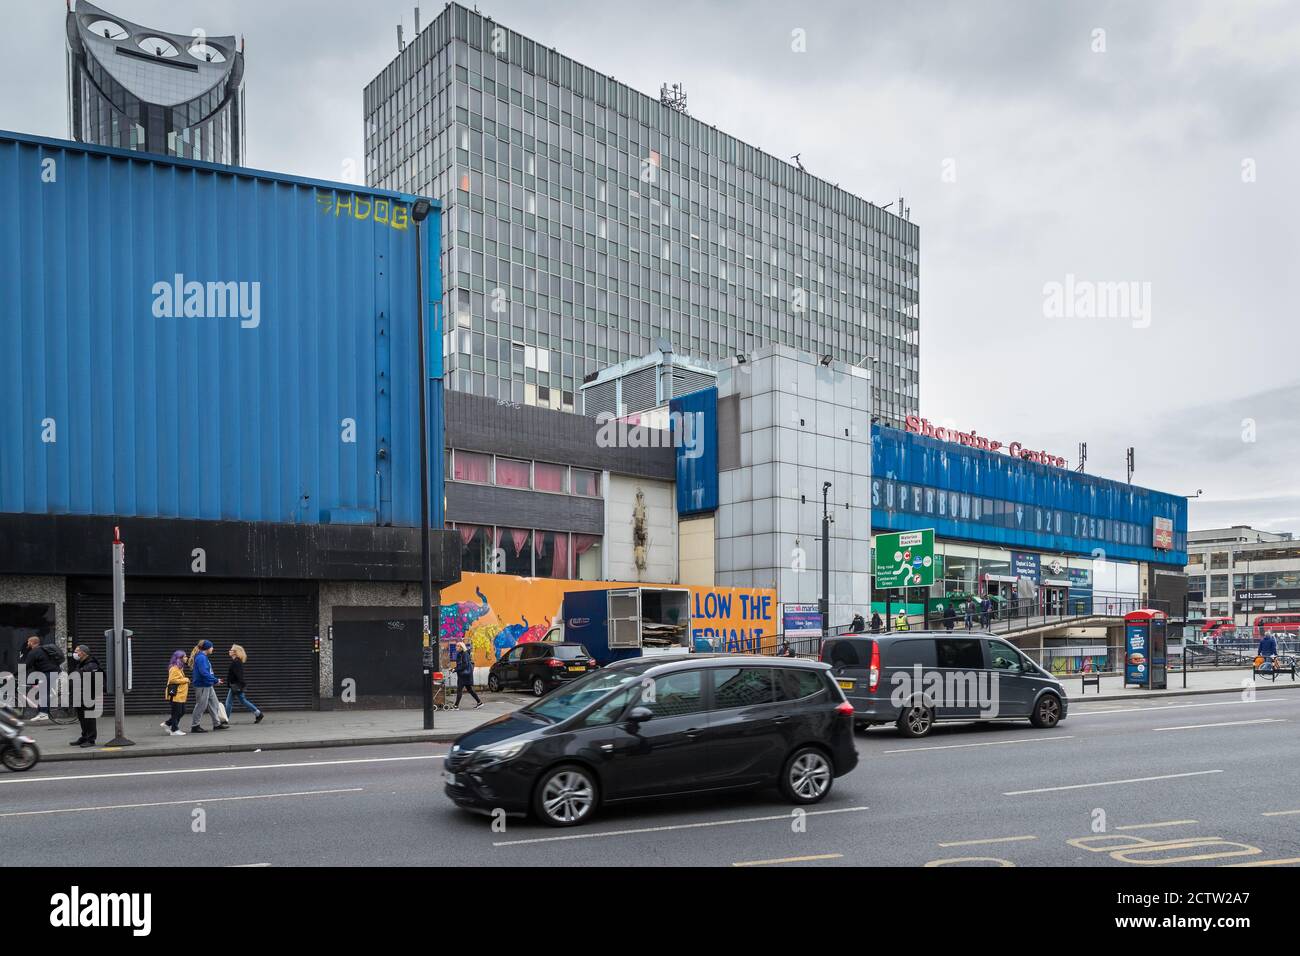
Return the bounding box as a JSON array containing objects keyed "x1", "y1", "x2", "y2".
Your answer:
[
  {"x1": 1126, "y1": 446, "x2": 1135, "y2": 484},
  {"x1": 791, "y1": 153, "x2": 805, "y2": 171},
  {"x1": 415, "y1": 6, "x2": 421, "y2": 33},
  {"x1": 1075, "y1": 442, "x2": 1087, "y2": 473},
  {"x1": 397, "y1": 24, "x2": 405, "y2": 52},
  {"x1": 660, "y1": 83, "x2": 689, "y2": 115}
]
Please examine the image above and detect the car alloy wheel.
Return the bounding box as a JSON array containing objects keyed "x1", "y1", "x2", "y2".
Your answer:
[
  {"x1": 789, "y1": 751, "x2": 831, "y2": 800},
  {"x1": 536, "y1": 767, "x2": 596, "y2": 826},
  {"x1": 532, "y1": 677, "x2": 546, "y2": 697},
  {"x1": 899, "y1": 704, "x2": 933, "y2": 738},
  {"x1": 487, "y1": 674, "x2": 501, "y2": 693},
  {"x1": 1032, "y1": 694, "x2": 1061, "y2": 728}
]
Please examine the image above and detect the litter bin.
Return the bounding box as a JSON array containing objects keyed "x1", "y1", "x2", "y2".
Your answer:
[{"x1": 1124, "y1": 608, "x2": 1168, "y2": 689}]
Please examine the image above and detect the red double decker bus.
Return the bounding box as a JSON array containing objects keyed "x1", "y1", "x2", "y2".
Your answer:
[
  {"x1": 1198, "y1": 617, "x2": 1236, "y2": 642},
  {"x1": 1252, "y1": 613, "x2": 1300, "y2": 638}
]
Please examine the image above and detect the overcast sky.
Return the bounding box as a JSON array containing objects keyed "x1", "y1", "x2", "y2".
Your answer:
[{"x1": 3, "y1": 0, "x2": 1297, "y2": 533}]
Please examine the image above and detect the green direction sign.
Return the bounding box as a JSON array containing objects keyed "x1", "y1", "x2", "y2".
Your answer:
[{"x1": 874, "y1": 529, "x2": 936, "y2": 589}]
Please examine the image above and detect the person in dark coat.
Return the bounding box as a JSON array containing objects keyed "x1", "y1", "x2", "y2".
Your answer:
[
  {"x1": 68, "y1": 644, "x2": 101, "y2": 747},
  {"x1": 454, "y1": 641, "x2": 483, "y2": 708},
  {"x1": 17, "y1": 636, "x2": 59, "y2": 721},
  {"x1": 870, "y1": 612, "x2": 882, "y2": 634},
  {"x1": 224, "y1": 644, "x2": 264, "y2": 723},
  {"x1": 943, "y1": 604, "x2": 957, "y2": 632},
  {"x1": 850, "y1": 613, "x2": 866, "y2": 634}
]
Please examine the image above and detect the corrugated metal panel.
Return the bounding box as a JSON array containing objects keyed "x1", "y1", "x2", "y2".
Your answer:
[
  {"x1": 621, "y1": 367, "x2": 658, "y2": 414},
  {"x1": 671, "y1": 387, "x2": 719, "y2": 515},
  {"x1": 870, "y1": 424, "x2": 1188, "y2": 564},
  {"x1": 72, "y1": 589, "x2": 316, "y2": 714},
  {"x1": 582, "y1": 380, "x2": 617, "y2": 418},
  {"x1": 0, "y1": 130, "x2": 442, "y2": 529}
]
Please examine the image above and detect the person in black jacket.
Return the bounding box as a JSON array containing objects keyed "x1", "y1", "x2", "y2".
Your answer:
[
  {"x1": 850, "y1": 613, "x2": 866, "y2": 634},
  {"x1": 870, "y1": 612, "x2": 883, "y2": 634},
  {"x1": 17, "y1": 636, "x2": 59, "y2": 721},
  {"x1": 224, "y1": 644, "x2": 264, "y2": 724},
  {"x1": 68, "y1": 644, "x2": 101, "y2": 747},
  {"x1": 453, "y1": 641, "x2": 483, "y2": 709}
]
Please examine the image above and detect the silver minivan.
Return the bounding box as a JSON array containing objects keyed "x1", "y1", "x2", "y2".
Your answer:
[{"x1": 821, "y1": 632, "x2": 1069, "y2": 737}]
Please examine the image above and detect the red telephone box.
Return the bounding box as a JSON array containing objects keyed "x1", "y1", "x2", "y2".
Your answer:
[{"x1": 1124, "y1": 608, "x2": 1168, "y2": 689}]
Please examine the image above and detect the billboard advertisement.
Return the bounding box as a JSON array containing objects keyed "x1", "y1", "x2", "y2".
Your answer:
[
  {"x1": 874, "y1": 529, "x2": 935, "y2": 588},
  {"x1": 1153, "y1": 516, "x2": 1174, "y2": 550},
  {"x1": 1125, "y1": 624, "x2": 1149, "y2": 684},
  {"x1": 782, "y1": 604, "x2": 823, "y2": 639}
]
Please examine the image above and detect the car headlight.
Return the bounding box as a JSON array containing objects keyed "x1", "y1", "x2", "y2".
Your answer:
[{"x1": 476, "y1": 740, "x2": 529, "y2": 763}]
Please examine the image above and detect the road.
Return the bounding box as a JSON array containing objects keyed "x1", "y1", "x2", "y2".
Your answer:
[{"x1": 3, "y1": 689, "x2": 1299, "y2": 867}]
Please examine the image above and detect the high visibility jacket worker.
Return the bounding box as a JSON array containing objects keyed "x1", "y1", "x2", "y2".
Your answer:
[{"x1": 895, "y1": 612, "x2": 910, "y2": 631}]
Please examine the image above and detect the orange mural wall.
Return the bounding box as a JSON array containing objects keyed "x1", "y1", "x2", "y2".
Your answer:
[{"x1": 440, "y1": 573, "x2": 777, "y2": 667}]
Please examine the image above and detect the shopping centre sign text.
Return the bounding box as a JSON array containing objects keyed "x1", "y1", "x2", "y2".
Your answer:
[{"x1": 904, "y1": 416, "x2": 1068, "y2": 469}]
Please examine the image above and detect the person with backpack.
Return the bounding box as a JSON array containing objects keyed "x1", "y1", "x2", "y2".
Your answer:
[
  {"x1": 850, "y1": 613, "x2": 866, "y2": 634},
  {"x1": 68, "y1": 644, "x2": 101, "y2": 748},
  {"x1": 162, "y1": 651, "x2": 190, "y2": 736},
  {"x1": 224, "y1": 644, "x2": 264, "y2": 724},
  {"x1": 188, "y1": 640, "x2": 228, "y2": 733},
  {"x1": 453, "y1": 641, "x2": 483, "y2": 709},
  {"x1": 17, "y1": 636, "x2": 62, "y2": 722}
]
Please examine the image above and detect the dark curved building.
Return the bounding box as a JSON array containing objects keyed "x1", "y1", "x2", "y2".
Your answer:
[{"x1": 65, "y1": 0, "x2": 245, "y2": 165}]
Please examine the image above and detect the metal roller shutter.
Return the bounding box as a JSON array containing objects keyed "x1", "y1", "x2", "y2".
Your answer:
[{"x1": 72, "y1": 592, "x2": 316, "y2": 715}]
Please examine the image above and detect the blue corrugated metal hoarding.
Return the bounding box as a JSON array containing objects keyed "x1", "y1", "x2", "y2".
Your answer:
[
  {"x1": 0, "y1": 131, "x2": 442, "y2": 528},
  {"x1": 670, "y1": 386, "x2": 719, "y2": 515}
]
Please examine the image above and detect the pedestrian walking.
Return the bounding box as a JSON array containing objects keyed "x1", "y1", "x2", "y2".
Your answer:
[
  {"x1": 17, "y1": 636, "x2": 61, "y2": 721},
  {"x1": 162, "y1": 650, "x2": 190, "y2": 736},
  {"x1": 188, "y1": 640, "x2": 228, "y2": 733},
  {"x1": 68, "y1": 644, "x2": 101, "y2": 748},
  {"x1": 850, "y1": 613, "x2": 866, "y2": 634},
  {"x1": 943, "y1": 604, "x2": 957, "y2": 632},
  {"x1": 224, "y1": 645, "x2": 264, "y2": 723},
  {"x1": 870, "y1": 612, "x2": 882, "y2": 634},
  {"x1": 964, "y1": 601, "x2": 974, "y2": 630},
  {"x1": 454, "y1": 641, "x2": 483, "y2": 708},
  {"x1": 981, "y1": 596, "x2": 992, "y2": 629},
  {"x1": 777, "y1": 639, "x2": 794, "y2": 658}
]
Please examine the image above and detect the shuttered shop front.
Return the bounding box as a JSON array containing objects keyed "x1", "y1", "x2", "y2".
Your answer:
[{"x1": 71, "y1": 583, "x2": 317, "y2": 714}]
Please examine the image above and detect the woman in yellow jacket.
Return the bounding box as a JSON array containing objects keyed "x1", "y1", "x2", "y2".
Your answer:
[{"x1": 163, "y1": 650, "x2": 191, "y2": 736}]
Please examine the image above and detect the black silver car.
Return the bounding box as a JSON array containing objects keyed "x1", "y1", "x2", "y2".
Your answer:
[
  {"x1": 486, "y1": 642, "x2": 598, "y2": 697},
  {"x1": 821, "y1": 632, "x2": 1068, "y2": 737},
  {"x1": 444, "y1": 654, "x2": 859, "y2": 826}
]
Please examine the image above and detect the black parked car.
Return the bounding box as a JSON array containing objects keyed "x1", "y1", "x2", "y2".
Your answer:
[
  {"x1": 487, "y1": 642, "x2": 598, "y2": 697},
  {"x1": 444, "y1": 654, "x2": 859, "y2": 827}
]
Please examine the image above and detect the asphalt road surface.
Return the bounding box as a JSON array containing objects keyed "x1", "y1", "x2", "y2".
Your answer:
[{"x1": 3, "y1": 689, "x2": 1299, "y2": 867}]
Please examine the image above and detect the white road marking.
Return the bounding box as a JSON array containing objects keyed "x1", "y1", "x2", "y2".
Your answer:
[
  {"x1": 493, "y1": 805, "x2": 870, "y2": 847},
  {"x1": 1004, "y1": 769, "x2": 1223, "y2": 796},
  {"x1": 1262, "y1": 809, "x2": 1300, "y2": 817},
  {"x1": 0, "y1": 788, "x2": 363, "y2": 818},
  {"x1": 1114, "y1": 820, "x2": 1198, "y2": 830},
  {"x1": 1154, "y1": 718, "x2": 1286, "y2": 732},
  {"x1": 1071, "y1": 697, "x2": 1296, "y2": 718},
  {"x1": 733, "y1": 853, "x2": 843, "y2": 867},
  {"x1": 0, "y1": 753, "x2": 442, "y2": 787},
  {"x1": 937, "y1": 835, "x2": 1037, "y2": 848},
  {"x1": 884, "y1": 736, "x2": 1073, "y2": 754}
]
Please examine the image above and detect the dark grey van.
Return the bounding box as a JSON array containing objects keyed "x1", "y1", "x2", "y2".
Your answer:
[{"x1": 821, "y1": 632, "x2": 1068, "y2": 737}]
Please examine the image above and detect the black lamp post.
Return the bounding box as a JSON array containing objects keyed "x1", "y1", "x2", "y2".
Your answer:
[
  {"x1": 821, "y1": 481, "x2": 832, "y2": 639},
  {"x1": 412, "y1": 197, "x2": 434, "y2": 731}
]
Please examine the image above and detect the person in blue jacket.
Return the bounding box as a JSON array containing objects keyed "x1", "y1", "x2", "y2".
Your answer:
[
  {"x1": 188, "y1": 640, "x2": 229, "y2": 733},
  {"x1": 454, "y1": 641, "x2": 483, "y2": 709},
  {"x1": 1258, "y1": 630, "x2": 1279, "y2": 666}
]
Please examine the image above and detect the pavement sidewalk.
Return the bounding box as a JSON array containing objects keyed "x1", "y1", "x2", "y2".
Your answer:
[
  {"x1": 23, "y1": 694, "x2": 525, "y2": 763},
  {"x1": 1059, "y1": 665, "x2": 1300, "y2": 702}
]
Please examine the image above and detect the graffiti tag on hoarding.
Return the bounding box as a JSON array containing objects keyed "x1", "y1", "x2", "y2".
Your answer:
[{"x1": 315, "y1": 191, "x2": 410, "y2": 231}]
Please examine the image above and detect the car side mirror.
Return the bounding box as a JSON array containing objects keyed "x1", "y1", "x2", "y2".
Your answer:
[{"x1": 625, "y1": 706, "x2": 654, "y2": 724}]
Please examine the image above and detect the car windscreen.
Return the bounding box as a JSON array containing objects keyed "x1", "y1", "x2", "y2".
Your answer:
[
  {"x1": 554, "y1": 645, "x2": 591, "y2": 659},
  {"x1": 520, "y1": 663, "x2": 656, "y2": 722}
]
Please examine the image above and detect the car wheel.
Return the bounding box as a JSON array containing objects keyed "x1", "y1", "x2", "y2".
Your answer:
[
  {"x1": 487, "y1": 674, "x2": 502, "y2": 693},
  {"x1": 897, "y1": 703, "x2": 934, "y2": 738},
  {"x1": 1030, "y1": 693, "x2": 1062, "y2": 728},
  {"x1": 532, "y1": 677, "x2": 546, "y2": 697},
  {"x1": 779, "y1": 746, "x2": 834, "y2": 805},
  {"x1": 533, "y1": 764, "x2": 598, "y2": 827}
]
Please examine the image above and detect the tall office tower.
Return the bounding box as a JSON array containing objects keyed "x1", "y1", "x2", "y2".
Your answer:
[
  {"x1": 366, "y1": 3, "x2": 918, "y2": 424},
  {"x1": 67, "y1": 1, "x2": 246, "y2": 165}
]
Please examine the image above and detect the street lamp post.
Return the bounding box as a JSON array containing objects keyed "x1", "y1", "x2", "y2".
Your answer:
[
  {"x1": 821, "y1": 481, "x2": 832, "y2": 640},
  {"x1": 413, "y1": 198, "x2": 435, "y2": 731}
]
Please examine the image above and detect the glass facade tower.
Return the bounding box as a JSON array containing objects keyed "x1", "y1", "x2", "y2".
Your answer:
[
  {"x1": 66, "y1": 1, "x2": 246, "y2": 166},
  {"x1": 365, "y1": 2, "x2": 918, "y2": 425}
]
